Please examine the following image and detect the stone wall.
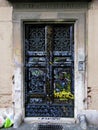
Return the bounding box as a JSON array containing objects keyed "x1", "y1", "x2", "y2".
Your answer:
[
  {"x1": 0, "y1": 0, "x2": 98, "y2": 118},
  {"x1": 88, "y1": 0, "x2": 98, "y2": 109},
  {"x1": 0, "y1": 0, "x2": 13, "y2": 109}
]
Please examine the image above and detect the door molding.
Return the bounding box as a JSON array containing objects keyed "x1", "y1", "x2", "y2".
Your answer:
[{"x1": 13, "y1": 2, "x2": 87, "y2": 123}]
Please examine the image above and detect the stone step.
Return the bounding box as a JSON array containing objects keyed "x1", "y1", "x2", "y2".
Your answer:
[{"x1": 1, "y1": 123, "x2": 98, "y2": 130}]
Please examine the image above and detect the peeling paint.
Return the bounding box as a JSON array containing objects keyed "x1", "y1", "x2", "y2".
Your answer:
[
  {"x1": 12, "y1": 75, "x2": 15, "y2": 84},
  {"x1": 78, "y1": 48, "x2": 85, "y2": 61},
  {"x1": 87, "y1": 87, "x2": 92, "y2": 107},
  {"x1": 13, "y1": 67, "x2": 23, "y2": 111},
  {"x1": 14, "y1": 58, "x2": 23, "y2": 67},
  {"x1": 15, "y1": 68, "x2": 22, "y2": 91}
]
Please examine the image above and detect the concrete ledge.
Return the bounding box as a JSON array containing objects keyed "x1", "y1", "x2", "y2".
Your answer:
[{"x1": 1, "y1": 123, "x2": 98, "y2": 130}]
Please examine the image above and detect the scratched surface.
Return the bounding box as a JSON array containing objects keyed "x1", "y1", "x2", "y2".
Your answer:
[{"x1": 24, "y1": 23, "x2": 74, "y2": 117}]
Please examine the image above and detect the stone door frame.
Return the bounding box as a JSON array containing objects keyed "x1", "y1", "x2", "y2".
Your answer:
[{"x1": 13, "y1": 2, "x2": 87, "y2": 123}]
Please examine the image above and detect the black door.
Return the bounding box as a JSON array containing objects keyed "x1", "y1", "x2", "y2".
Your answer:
[{"x1": 24, "y1": 23, "x2": 74, "y2": 117}]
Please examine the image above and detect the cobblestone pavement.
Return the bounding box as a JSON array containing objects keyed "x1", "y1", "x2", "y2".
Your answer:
[{"x1": 1, "y1": 123, "x2": 98, "y2": 130}]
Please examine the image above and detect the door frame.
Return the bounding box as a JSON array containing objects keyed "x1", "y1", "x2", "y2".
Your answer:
[{"x1": 13, "y1": 2, "x2": 87, "y2": 123}]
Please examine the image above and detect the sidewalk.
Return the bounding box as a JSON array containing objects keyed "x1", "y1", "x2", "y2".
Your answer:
[{"x1": 1, "y1": 123, "x2": 98, "y2": 130}]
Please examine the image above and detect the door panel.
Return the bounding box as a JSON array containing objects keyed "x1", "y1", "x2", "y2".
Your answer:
[{"x1": 24, "y1": 23, "x2": 74, "y2": 117}]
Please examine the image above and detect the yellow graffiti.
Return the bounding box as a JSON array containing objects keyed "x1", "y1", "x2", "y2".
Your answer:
[{"x1": 54, "y1": 90, "x2": 74, "y2": 101}]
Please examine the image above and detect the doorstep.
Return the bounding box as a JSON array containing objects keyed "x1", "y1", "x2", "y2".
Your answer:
[{"x1": 1, "y1": 123, "x2": 98, "y2": 130}]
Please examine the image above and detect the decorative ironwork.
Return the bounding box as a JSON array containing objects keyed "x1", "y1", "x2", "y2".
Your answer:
[
  {"x1": 25, "y1": 25, "x2": 45, "y2": 51},
  {"x1": 25, "y1": 104, "x2": 74, "y2": 117},
  {"x1": 24, "y1": 23, "x2": 74, "y2": 117},
  {"x1": 53, "y1": 26, "x2": 71, "y2": 51},
  {"x1": 28, "y1": 68, "x2": 46, "y2": 93},
  {"x1": 54, "y1": 68, "x2": 74, "y2": 104}
]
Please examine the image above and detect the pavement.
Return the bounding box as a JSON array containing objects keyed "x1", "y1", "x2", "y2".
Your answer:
[{"x1": 1, "y1": 123, "x2": 98, "y2": 130}]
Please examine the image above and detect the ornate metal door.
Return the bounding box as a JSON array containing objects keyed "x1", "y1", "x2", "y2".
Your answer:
[{"x1": 24, "y1": 23, "x2": 74, "y2": 117}]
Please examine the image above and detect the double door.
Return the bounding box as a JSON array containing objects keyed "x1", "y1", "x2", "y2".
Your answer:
[{"x1": 24, "y1": 23, "x2": 74, "y2": 117}]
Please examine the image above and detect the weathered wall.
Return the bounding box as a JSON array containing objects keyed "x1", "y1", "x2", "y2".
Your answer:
[
  {"x1": 88, "y1": 0, "x2": 98, "y2": 109},
  {"x1": 0, "y1": 0, "x2": 13, "y2": 109},
  {"x1": 0, "y1": 0, "x2": 98, "y2": 117}
]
